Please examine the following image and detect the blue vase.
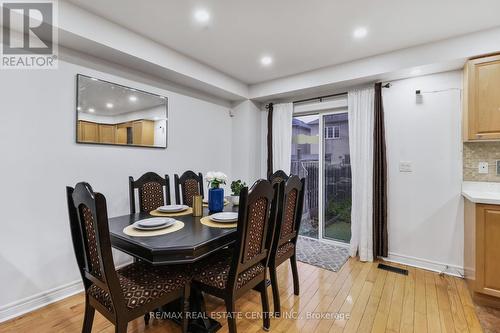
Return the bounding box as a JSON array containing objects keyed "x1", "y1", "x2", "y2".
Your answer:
[{"x1": 208, "y1": 187, "x2": 224, "y2": 213}]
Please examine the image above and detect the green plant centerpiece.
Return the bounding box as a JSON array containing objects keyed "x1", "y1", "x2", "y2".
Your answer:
[{"x1": 230, "y1": 180, "x2": 247, "y2": 206}]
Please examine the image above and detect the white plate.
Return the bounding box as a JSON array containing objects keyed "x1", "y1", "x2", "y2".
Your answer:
[
  {"x1": 133, "y1": 219, "x2": 176, "y2": 231},
  {"x1": 157, "y1": 205, "x2": 189, "y2": 213},
  {"x1": 210, "y1": 212, "x2": 238, "y2": 223},
  {"x1": 138, "y1": 217, "x2": 175, "y2": 228}
]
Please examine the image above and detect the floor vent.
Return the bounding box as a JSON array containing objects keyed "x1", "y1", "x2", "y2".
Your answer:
[{"x1": 377, "y1": 263, "x2": 408, "y2": 275}]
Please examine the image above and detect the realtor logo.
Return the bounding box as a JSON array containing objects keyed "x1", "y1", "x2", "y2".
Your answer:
[{"x1": 1, "y1": 0, "x2": 58, "y2": 69}]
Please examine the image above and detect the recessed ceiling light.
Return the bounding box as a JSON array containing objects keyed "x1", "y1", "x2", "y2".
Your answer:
[
  {"x1": 194, "y1": 9, "x2": 210, "y2": 23},
  {"x1": 260, "y1": 56, "x2": 273, "y2": 66},
  {"x1": 353, "y1": 27, "x2": 368, "y2": 39},
  {"x1": 106, "y1": 102, "x2": 114, "y2": 109},
  {"x1": 129, "y1": 96, "x2": 137, "y2": 102},
  {"x1": 411, "y1": 68, "x2": 422, "y2": 75},
  {"x1": 77, "y1": 106, "x2": 81, "y2": 111},
  {"x1": 88, "y1": 108, "x2": 95, "y2": 113}
]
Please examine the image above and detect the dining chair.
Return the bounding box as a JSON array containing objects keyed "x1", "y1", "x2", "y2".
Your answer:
[
  {"x1": 66, "y1": 182, "x2": 191, "y2": 333},
  {"x1": 191, "y1": 179, "x2": 281, "y2": 333},
  {"x1": 268, "y1": 175, "x2": 305, "y2": 317},
  {"x1": 268, "y1": 170, "x2": 289, "y2": 187},
  {"x1": 129, "y1": 172, "x2": 171, "y2": 214},
  {"x1": 174, "y1": 170, "x2": 204, "y2": 207}
]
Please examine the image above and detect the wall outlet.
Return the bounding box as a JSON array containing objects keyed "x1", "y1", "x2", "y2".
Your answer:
[
  {"x1": 478, "y1": 161, "x2": 489, "y2": 174},
  {"x1": 399, "y1": 161, "x2": 412, "y2": 172}
]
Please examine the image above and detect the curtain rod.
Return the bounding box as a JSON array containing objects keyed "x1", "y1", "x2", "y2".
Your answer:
[
  {"x1": 293, "y1": 92, "x2": 347, "y2": 104},
  {"x1": 275, "y1": 83, "x2": 390, "y2": 106}
]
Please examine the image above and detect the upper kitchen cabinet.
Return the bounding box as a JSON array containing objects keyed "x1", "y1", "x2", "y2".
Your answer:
[{"x1": 464, "y1": 54, "x2": 500, "y2": 141}]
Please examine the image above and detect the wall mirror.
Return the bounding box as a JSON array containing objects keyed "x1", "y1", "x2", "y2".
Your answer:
[{"x1": 76, "y1": 74, "x2": 168, "y2": 148}]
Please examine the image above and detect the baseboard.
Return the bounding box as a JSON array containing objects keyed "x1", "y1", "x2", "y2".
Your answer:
[
  {"x1": 0, "y1": 279, "x2": 84, "y2": 323},
  {"x1": 0, "y1": 260, "x2": 133, "y2": 323},
  {"x1": 384, "y1": 252, "x2": 464, "y2": 278}
]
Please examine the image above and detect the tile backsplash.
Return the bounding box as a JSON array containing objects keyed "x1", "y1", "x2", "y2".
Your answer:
[{"x1": 463, "y1": 142, "x2": 500, "y2": 182}]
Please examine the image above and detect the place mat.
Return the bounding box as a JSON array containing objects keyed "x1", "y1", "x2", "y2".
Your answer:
[
  {"x1": 123, "y1": 221, "x2": 185, "y2": 237},
  {"x1": 150, "y1": 207, "x2": 193, "y2": 217},
  {"x1": 200, "y1": 216, "x2": 237, "y2": 229},
  {"x1": 202, "y1": 199, "x2": 230, "y2": 207}
]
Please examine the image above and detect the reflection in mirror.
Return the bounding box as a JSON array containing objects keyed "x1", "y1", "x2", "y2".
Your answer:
[{"x1": 76, "y1": 74, "x2": 168, "y2": 148}]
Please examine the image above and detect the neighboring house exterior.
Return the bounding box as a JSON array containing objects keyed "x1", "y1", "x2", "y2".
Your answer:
[
  {"x1": 291, "y1": 118, "x2": 313, "y2": 161},
  {"x1": 290, "y1": 113, "x2": 352, "y2": 240},
  {"x1": 291, "y1": 113, "x2": 350, "y2": 165}
]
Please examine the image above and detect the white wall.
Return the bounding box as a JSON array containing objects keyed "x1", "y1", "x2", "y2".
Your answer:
[
  {"x1": 0, "y1": 53, "x2": 233, "y2": 319},
  {"x1": 230, "y1": 100, "x2": 265, "y2": 187},
  {"x1": 383, "y1": 71, "x2": 464, "y2": 274}
]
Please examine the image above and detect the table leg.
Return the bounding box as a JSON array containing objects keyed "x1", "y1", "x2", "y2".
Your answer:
[{"x1": 188, "y1": 287, "x2": 222, "y2": 333}]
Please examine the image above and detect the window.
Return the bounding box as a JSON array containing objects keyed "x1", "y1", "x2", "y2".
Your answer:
[{"x1": 324, "y1": 125, "x2": 340, "y2": 139}]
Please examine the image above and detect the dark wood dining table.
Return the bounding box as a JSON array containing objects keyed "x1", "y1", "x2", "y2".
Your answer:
[{"x1": 108, "y1": 205, "x2": 239, "y2": 333}]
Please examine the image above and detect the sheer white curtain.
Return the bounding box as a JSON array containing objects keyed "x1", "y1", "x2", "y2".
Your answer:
[
  {"x1": 272, "y1": 103, "x2": 293, "y2": 174},
  {"x1": 348, "y1": 87, "x2": 375, "y2": 262}
]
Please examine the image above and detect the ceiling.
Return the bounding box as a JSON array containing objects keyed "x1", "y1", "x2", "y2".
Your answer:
[
  {"x1": 77, "y1": 75, "x2": 166, "y2": 116},
  {"x1": 65, "y1": 0, "x2": 500, "y2": 85}
]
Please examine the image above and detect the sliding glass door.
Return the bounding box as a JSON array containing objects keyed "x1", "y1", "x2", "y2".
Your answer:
[
  {"x1": 290, "y1": 114, "x2": 319, "y2": 239},
  {"x1": 290, "y1": 111, "x2": 351, "y2": 244},
  {"x1": 321, "y1": 112, "x2": 352, "y2": 242}
]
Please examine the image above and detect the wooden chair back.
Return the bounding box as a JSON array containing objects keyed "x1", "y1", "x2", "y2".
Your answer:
[
  {"x1": 273, "y1": 175, "x2": 305, "y2": 250},
  {"x1": 268, "y1": 170, "x2": 289, "y2": 187},
  {"x1": 66, "y1": 182, "x2": 125, "y2": 313},
  {"x1": 228, "y1": 179, "x2": 280, "y2": 291},
  {"x1": 129, "y1": 172, "x2": 171, "y2": 213},
  {"x1": 174, "y1": 171, "x2": 204, "y2": 207}
]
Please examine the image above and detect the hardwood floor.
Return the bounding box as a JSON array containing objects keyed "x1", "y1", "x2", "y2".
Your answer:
[{"x1": 0, "y1": 258, "x2": 487, "y2": 333}]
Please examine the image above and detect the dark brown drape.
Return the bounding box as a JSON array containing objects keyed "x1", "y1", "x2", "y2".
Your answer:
[
  {"x1": 373, "y1": 83, "x2": 388, "y2": 257},
  {"x1": 266, "y1": 103, "x2": 274, "y2": 177}
]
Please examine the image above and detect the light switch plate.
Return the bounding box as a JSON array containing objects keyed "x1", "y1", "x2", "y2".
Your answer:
[
  {"x1": 478, "y1": 161, "x2": 489, "y2": 174},
  {"x1": 399, "y1": 161, "x2": 412, "y2": 172}
]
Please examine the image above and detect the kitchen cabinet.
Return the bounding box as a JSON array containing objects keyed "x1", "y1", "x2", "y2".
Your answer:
[
  {"x1": 464, "y1": 199, "x2": 500, "y2": 308},
  {"x1": 98, "y1": 124, "x2": 115, "y2": 144},
  {"x1": 463, "y1": 54, "x2": 500, "y2": 141},
  {"x1": 132, "y1": 120, "x2": 154, "y2": 146},
  {"x1": 77, "y1": 121, "x2": 99, "y2": 143}
]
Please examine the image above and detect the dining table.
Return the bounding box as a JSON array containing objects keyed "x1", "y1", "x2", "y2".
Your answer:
[{"x1": 108, "y1": 204, "x2": 239, "y2": 333}]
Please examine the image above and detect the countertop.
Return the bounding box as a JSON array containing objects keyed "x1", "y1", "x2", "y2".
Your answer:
[{"x1": 462, "y1": 181, "x2": 500, "y2": 205}]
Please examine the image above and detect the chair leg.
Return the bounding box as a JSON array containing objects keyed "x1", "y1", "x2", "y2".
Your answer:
[
  {"x1": 144, "y1": 312, "x2": 150, "y2": 325},
  {"x1": 290, "y1": 255, "x2": 300, "y2": 295},
  {"x1": 181, "y1": 285, "x2": 191, "y2": 333},
  {"x1": 224, "y1": 296, "x2": 237, "y2": 333},
  {"x1": 269, "y1": 265, "x2": 281, "y2": 317},
  {"x1": 115, "y1": 321, "x2": 127, "y2": 333},
  {"x1": 82, "y1": 298, "x2": 95, "y2": 333},
  {"x1": 258, "y1": 281, "x2": 271, "y2": 331}
]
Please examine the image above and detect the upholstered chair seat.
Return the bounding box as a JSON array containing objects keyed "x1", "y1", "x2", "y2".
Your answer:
[
  {"x1": 67, "y1": 182, "x2": 191, "y2": 333},
  {"x1": 191, "y1": 180, "x2": 280, "y2": 333},
  {"x1": 89, "y1": 261, "x2": 191, "y2": 312},
  {"x1": 193, "y1": 249, "x2": 265, "y2": 290}
]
